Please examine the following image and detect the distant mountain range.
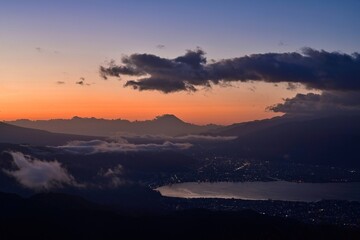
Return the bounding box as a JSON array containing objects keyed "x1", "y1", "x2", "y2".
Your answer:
[
  {"x1": 2, "y1": 113, "x2": 360, "y2": 167},
  {"x1": 6, "y1": 114, "x2": 220, "y2": 137},
  {"x1": 0, "y1": 122, "x2": 101, "y2": 146}
]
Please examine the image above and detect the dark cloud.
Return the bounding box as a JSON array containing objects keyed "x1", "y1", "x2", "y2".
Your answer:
[
  {"x1": 156, "y1": 44, "x2": 165, "y2": 49},
  {"x1": 99, "y1": 59, "x2": 145, "y2": 80},
  {"x1": 3, "y1": 152, "x2": 78, "y2": 190},
  {"x1": 55, "y1": 139, "x2": 192, "y2": 155},
  {"x1": 35, "y1": 47, "x2": 59, "y2": 54},
  {"x1": 76, "y1": 77, "x2": 85, "y2": 85},
  {"x1": 278, "y1": 41, "x2": 287, "y2": 47},
  {"x1": 268, "y1": 91, "x2": 360, "y2": 115},
  {"x1": 286, "y1": 82, "x2": 301, "y2": 91},
  {"x1": 56, "y1": 81, "x2": 65, "y2": 85},
  {"x1": 76, "y1": 77, "x2": 92, "y2": 86},
  {"x1": 100, "y1": 48, "x2": 360, "y2": 93}
]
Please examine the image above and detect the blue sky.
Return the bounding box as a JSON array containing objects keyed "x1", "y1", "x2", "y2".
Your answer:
[{"x1": 1, "y1": 0, "x2": 360, "y2": 58}]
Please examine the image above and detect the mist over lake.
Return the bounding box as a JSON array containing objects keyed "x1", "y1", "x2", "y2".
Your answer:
[{"x1": 157, "y1": 181, "x2": 360, "y2": 202}]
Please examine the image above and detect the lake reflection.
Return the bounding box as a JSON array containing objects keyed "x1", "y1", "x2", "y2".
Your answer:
[{"x1": 156, "y1": 181, "x2": 360, "y2": 202}]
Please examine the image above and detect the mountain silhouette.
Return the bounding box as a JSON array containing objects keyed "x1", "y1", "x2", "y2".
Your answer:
[
  {"x1": 211, "y1": 114, "x2": 360, "y2": 167},
  {"x1": 6, "y1": 114, "x2": 220, "y2": 137},
  {"x1": 0, "y1": 122, "x2": 102, "y2": 146}
]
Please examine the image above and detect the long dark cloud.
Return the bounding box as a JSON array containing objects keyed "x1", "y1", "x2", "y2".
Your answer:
[
  {"x1": 268, "y1": 91, "x2": 360, "y2": 115},
  {"x1": 100, "y1": 48, "x2": 360, "y2": 93}
]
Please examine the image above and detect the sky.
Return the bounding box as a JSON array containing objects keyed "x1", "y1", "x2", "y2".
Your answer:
[{"x1": 1, "y1": 0, "x2": 360, "y2": 124}]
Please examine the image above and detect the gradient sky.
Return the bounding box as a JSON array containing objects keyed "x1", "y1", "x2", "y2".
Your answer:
[{"x1": 1, "y1": 0, "x2": 360, "y2": 124}]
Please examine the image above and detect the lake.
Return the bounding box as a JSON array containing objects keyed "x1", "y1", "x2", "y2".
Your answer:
[{"x1": 156, "y1": 181, "x2": 360, "y2": 202}]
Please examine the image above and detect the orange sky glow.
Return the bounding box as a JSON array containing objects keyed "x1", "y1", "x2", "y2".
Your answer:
[
  {"x1": 0, "y1": 69, "x2": 314, "y2": 125},
  {"x1": 0, "y1": 35, "x2": 316, "y2": 125}
]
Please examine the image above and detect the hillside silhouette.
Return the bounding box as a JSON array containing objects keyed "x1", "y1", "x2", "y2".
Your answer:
[{"x1": 0, "y1": 122, "x2": 102, "y2": 146}]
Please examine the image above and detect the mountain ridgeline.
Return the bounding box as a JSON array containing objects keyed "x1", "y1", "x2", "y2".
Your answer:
[
  {"x1": 2, "y1": 113, "x2": 360, "y2": 167},
  {"x1": 6, "y1": 114, "x2": 220, "y2": 137},
  {"x1": 211, "y1": 114, "x2": 360, "y2": 168},
  {"x1": 0, "y1": 122, "x2": 102, "y2": 146}
]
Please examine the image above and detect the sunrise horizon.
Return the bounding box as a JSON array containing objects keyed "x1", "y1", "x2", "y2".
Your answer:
[
  {"x1": 3, "y1": 1, "x2": 355, "y2": 126},
  {"x1": 1, "y1": 111, "x2": 284, "y2": 126},
  {"x1": 1, "y1": 1, "x2": 360, "y2": 239}
]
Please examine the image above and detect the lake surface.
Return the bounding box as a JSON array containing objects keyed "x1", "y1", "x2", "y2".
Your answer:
[{"x1": 156, "y1": 181, "x2": 360, "y2": 202}]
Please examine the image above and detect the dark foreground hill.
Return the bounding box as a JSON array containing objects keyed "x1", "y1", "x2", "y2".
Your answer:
[
  {"x1": 0, "y1": 122, "x2": 103, "y2": 146},
  {"x1": 0, "y1": 191, "x2": 358, "y2": 240},
  {"x1": 6, "y1": 114, "x2": 220, "y2": 137}
]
